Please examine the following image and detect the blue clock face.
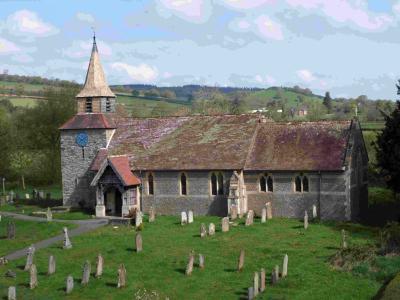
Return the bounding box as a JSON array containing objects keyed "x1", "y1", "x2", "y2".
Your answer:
[{"x1": 76, "y1": 132, "x2": 88, "y2": 147}]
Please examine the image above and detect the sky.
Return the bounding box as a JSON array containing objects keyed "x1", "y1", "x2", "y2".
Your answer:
[{"x1": 1, "y1": 0, "x2": 400, "y2": 99}]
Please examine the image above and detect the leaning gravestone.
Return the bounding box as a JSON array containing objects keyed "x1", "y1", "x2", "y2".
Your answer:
[
  {"x1": 30, "y1": 264, "x2": 38, "y2": 289},
  {"x1": 7, "y1": 221, "x2": 15, "y2": 239},
  {"x1": 81, "y1": 261, "x2": 91, "y2": 286},
  {"x1": 200, "y1": 223, "x2": 207, "y2": 238},
  {"x1": 188, "y1": 210, "x2": 194, "y2": 224},
  {"x1": 63, "y1": 227, "x2": 72, "y2": 249},
  {"x1": 149, "y1": 206, "x2": 155, "y2": 223},
  {"x1": 66, "y1": 275, "x2": 74, "y2": 294},
  {"x1": 208, "y1": 223, "x2": 215, "y2": 236},
  {"x1": 181, "y1": 211, "x2": 187, "y2": 225},
  {"x1": 282, "y1": 254, "x2": 288, "y2": 278},
  {"x1": 199, "y1": 254, "x2": 205, "y2": 269},
  {"x1": 8, "y1": 286, "x2": 16, "y2": 300},
  {"x1": 261, "y1": 207, "x2": 267, "y2": 223},
  {"x1": 118, "y1": 264, "x2": 127, "y2": 288},
  {"x1": 266, "y1": 202, "x2": 272, "y2": 219},
  {"x1": 95, "y1": 254, "x2": 104, "y2": 278},
  {"x1": 46, "y1": 207, "x2": 53, "y2": 222},
  {"x1": 245, "y1": 210, "x2": 254, "y2": 226},
  {"x1": 304, "y1": 211, "x2": 309, "y2": 230},
  {"x1": 260, "y1": 268, "x2": 266, "y2": 292},
  {"x1": 230, "y1": 205, "x2": 238, "y2": 220},
  {"x1": 185, "y1": 251, "x2": 195, "y2": 276},
  {"x1": 136, "y1": 233, "x2": 143, "y2": 252},
  {"x1": 135, "y1": 211, "x2": 143, "y2": 228},
  {"x1": 221, "y1": 217, "x2": 229, "y2": 232},
  {"x1": 48, "y1": 255, "x2": 56, "y2": 275},
  {"x1": 24, "y1": 245, "x2": 35, "y2": 271},
  {"x1": 254, "y1": 272, "x2": 259, "y2": 296},
  {"x1": 237, "y1": 249, "x2": 245, "y2": 272}
]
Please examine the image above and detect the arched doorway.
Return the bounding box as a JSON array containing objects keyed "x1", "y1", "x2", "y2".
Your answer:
[{"x1": 104, "y1": 187, "x2": 122, "y2": 216}]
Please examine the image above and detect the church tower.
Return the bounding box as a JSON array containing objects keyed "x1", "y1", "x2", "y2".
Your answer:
[{"x1": 59, "y1": 35, "x2": 116, "y2": 208}]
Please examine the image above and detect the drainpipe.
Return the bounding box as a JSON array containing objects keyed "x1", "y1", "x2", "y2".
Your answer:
[{"x1": 318, "y1": 171, "x2": 322, "y2": 219}]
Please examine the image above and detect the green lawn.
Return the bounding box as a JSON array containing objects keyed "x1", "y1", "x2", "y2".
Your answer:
[
  {"x1": 0, "y1": 216, "x2": 391, "y2": 299},
  {"x1": 0, "y1": 216, "x2": 76, "y2": 257}
]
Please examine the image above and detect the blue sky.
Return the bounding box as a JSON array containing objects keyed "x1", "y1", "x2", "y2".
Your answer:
[{"x1": 1, "y1": 0, "x2": 400, "y2": 99}]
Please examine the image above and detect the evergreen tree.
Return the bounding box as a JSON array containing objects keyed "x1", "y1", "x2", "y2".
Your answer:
[
  {"x1": 323, "y1": 91, "x2": 332, "y2": 113},
  {"x1": 375, "y1": 81, "x2": 400, "y2": 194}
]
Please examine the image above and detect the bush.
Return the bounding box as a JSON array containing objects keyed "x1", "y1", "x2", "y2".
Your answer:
[
  {"x1": 380, "y1": 273, "x2": 400, "y2": 300},
  {"x1": 369, "y1": 187, "x2": 395, "y2": 206},
  {"x1": 330, "y1": 244, "x2": 377, "y2": 271},
  {"x1": 381, "y1": 222, "x2": 400, "y2": 254}
]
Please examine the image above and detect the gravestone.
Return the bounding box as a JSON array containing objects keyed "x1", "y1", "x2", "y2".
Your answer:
[
  {"x1": 185, "y1": 251, "x2": 195, "y2": 276},
  {"x1": 136, "y1": 233, "x2": 143, "y2": 252},
  {"x1": 260, "y1": 268, "x2": 266, "y2": 292},
  {"x1": 266, "y1": 202, "x2": 272, "y2": 220},
  {"x1": 248, "y1": 287, "x2": 254, "y2": 300},
  {"x1": 342, "y1": 229, "x2": 348, "y2": 249},
  {"x1": 208, "y1": 223, "x2": 215, "y2": 236},
  {"x1": 199, "y1": 254, "x2": 205, "y2": 269},
  {"x1": 304, "y1": 211, "x2": 309, "y2": 230},
  {"x1": 25, "y1": 193, "x2": 30, "y2": 200},
  {"x1": 274, "y1": 265, "x2": 280, "y2": 282},
  {"x1": 230, "y1": 205, "x2": 238, "y2": 220},
  {"x1": 46, "y1": 207, "x2": 53, "y2": 222},
  {"x1": 245, "y1": 210, "x2": 254, "y2": 226},
  {"x1": 48, "y1": 255, "x2": 56, "y2": 275},
  {"x1": 237, "y1": 249, "x2": 245, "y2": 272},
  {"x1": 24, "y1": 245, "x2": 35, "y2": 271},
  {"x1": 188, "y1": 210, "x2": 194, "y2": 224},
  {"x1": 30, "y1": 264, "x2": 37, "y2": 289},
  {"x1": 254, "y1": 272, "x2": 259, "y2": 296},
  {"x1": 149, "y1": 206, "x2": 155, "y2": 222},
  {"x1": 135, "y1": 211, "x2": 143, "y2": 228},
  {"x1": 271, "y1": 269, "x2": 278, "y2": 285},
  {"x1": 282, "y1": 254, "x2": 288, "y2": 278},
  {"x1": 5, "y1": 270, "x2": 16, "y2": 278},
  {"x1": 7, "y1": 221, "x2": 15, "y2": 239},
  {"x1": 312, "y1": 205, "x2": 317, "y2": 219},
  {"x1": 8, "y1": 286, "x2": 16, "y2": 300},
  {"x1": 181, "y1": 211, "x2": 187, "y2": 225},
  {"x1": 221, "y1": 217, "x2": 229, "y2": 232},
  {"x1": 81, "y1": 260, "x2": 91, "y2": 286},
  {"x1": 200, "y1": 223, "x2": 207, "y2": 238},
  {"x1": 261, "y1": 207, "x2": 267, "y2": 223},
  {"x1": 95, "y1": 254, "x2": 104, "y2": 278},
  {"x1": 63, "y1": 227, "x2": 72, "y2": 249},
  {"x1": 118, "y1": 264, "x2": 127, "y2": 288},
  {"x1": 38, "y1": 191, "x2": 44, "y2": 199},
  {"x1": 66, "y1": 275, "x2": 74, "y2": 294}
]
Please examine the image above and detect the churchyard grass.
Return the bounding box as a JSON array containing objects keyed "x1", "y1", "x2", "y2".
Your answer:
[
  {"x1": 0, "y1": 216, "x2": 394, "y2": 299},
  {"x1": 0, "y1": 216, "x2": 76, "y2": 257}
]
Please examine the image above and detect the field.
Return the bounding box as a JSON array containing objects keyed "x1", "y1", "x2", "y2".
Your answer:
[{"x1": 0, "y1": 216, "x2": 395, "y2": 299}]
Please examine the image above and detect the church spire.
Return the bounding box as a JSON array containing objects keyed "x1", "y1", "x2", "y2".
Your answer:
[{"x1": 76, "y1": 33, "x2": 115, "y2": 98}]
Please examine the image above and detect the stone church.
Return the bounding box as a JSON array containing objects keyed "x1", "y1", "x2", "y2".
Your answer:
[{"x1": 60, "y1": 37, "x2": 368, "y2": 221}]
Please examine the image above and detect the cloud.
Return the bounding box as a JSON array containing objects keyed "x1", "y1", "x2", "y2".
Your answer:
[
  {"x1": 255, "y1": 74, "x2": 276, "y2": 85},
  {"x1": 296, "y1": 69, "x2": 315, "y2": 82},
  {"x1": 6, "y1": 10, "x2": 59, "y2": 37},
  {"x1": 62, "y1": 39, "x2": 112, "y2": 58},
  {"x1": 12, "y1": 53, "x2": 33, "y2": 63},
  {"x1": 157, "y1": 0, "x2": 212, "y2": 23},
  {"x1": 255, "y1": 15, "x2": 284, "y2": 40},
  {"x1": 111, "y1": 62, "x2": 159, "y2": 83},
  {"x1": 0, "y1": 38, "x2": 20, "y2": 55},
  {"x1": 76, "y1": 12, "x2": 95, "y2": 23},
  {"x1": 220, "y1": 0, "x2": 276, "y2": 10}
]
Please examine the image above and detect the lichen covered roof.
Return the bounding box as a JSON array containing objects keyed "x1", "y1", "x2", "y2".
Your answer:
[{"x1": 60, "y1": 113, "x2": 116, "y2": 130}]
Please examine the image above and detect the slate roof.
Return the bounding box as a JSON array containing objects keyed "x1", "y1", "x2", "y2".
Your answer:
[{"x1": 60, "y1": 113, "x2": 116, "y2": 130}]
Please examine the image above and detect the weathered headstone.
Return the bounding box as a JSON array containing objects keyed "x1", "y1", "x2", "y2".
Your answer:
[
  {"x1": 304, "y1": 211, "x2": 309, "y2": 230},
  {"x1": 260, "y1": 268, "x2": 266, "y2": 292},
  {"x1": 30, "y1": 264, "x2": 38, "y2": 289},
  {"x1": 248, "y1": 287, "x2": 254, "y2": 300},
  {"x1": 136, "y1": 233, "x2": 143, "y2": 252},
  {"x1": 199, "y1": 254, "x2": 205, "y2": 269},
  {"x1": 135, "y1": 211, "x2": 143, "y2": 228},
  {"x1": 38, "y1": 191, "x2": 44, "y2": 199},
  {"x1": 245, "y1": 210, "x2": 254, "y2": 226},
  {"x1": 200, "y1": 223, "x2": 207, "y2": 238},
  {"x1": 48, "y1": 255, "x2": 56, "y2": 275},
  {"x1": 117, "y1": 264, "x2": 127, "y2": 288},
  {"x1": 254, "y1": 272, "x2": 259, "y2": 296},
  {"x1": 237, "y1": 249, "x2": 245, "y2": 272},
  {"x1": 81, "y1": 260, "x2": 91, "y2": 286},
  {"x1": 282, "y1": 254, "x2": 288, "y2": 278},
  {"x1": 46, "y1": 207, "x2": 52, "y2": 222},
  {"x1": 261, "y1": 207, "x2": 267, "y2": 223},
  {"x1": 181, "y1": 211, "x2": 187, "y2": 225},
  {"x1": 188, "y1": 210, "x2": 194, "y2": 224},
  {"x1": 221, "y1": 217, "x2": 229, "y2": 232},
  {"x1": 149, "y1": 206, "x2": 155, "y2": 222},
  {"x1": 95, "y1": 254, "x2": 104, "y2": 278},
  {"x1": 185, "y1": 251, "x2": 195, "y2": 276},
  {"x1": 342, "y1": 229, "x2": 348, "y2": 249},
  {"x1": 266, "y1": 202, "x2": 272, "y2": 220},
  {"x1": 7, "y1": 221, "x2": 15, "y2": 239},
  {"x1": 208, "y1": 223, "x2": 215, "y2": 236},
  {"x1": 24, "y1": 245, "x2": 35, "y2": 271},
  {"x1": 230, "y1": 205, "x2": 238, "y2": 220},
  {"x1": 274, "y1": 265, "x2": 280, "y2": 282},
  {"x1": 25, "y1": 193, "x2": 30, "y2": 200},
  {"x1": 312, "y1": 205, "x2": 317, "y2": 219},
  {"x1": 8, "y1": 286, "x2": 16, "y2": 300},
  {"x1": 5, "y1": 270, "x2": 16, "y2": 278},
  {"x1": 63, "y1": 227, "x2": 72, "y2": 249},
  {"x1": 271, "y1": 269, "x2": 278, "y2": 285},
  {"x1": 66, "y1": 275, "x2": 74, "y2": 294}
]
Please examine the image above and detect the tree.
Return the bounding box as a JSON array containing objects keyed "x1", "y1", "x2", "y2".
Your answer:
[
  {"x1": 10, "y1": 151, "x2": 32, "y2": 189},
  {"x1": 15, "y1": 83, "x2": 24, "y2": 96},
  {"x1": 323, "y1": 91, "x2": 332, "y2": 113},
  {"x1": 131, "y1": 89, "x2": 140, "y2": 97},
  {"x1": 161, "y1": 90, "x2": 176, "y2": 99}
]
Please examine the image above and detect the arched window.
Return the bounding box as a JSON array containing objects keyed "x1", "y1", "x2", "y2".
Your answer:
[
  {"x1": 295, "y1": 176, "x2": 302, "y2": 192},
  {"x1": 85, "y1": 98, "x2": 93, "y2": 113},
  {"x1": 180, "y1": 173, "x2": 187, "y2": 195},
  {"x1": 267, "y1": 175, "x2": 273, "y2": 192},
  {"x1": 302, "y1": 176, "x2": 309, "y2": 192},
  {"x1": 259, "y1": 175, "x2": 267, "y2": 192},
  {"x1": 217, "y1": 173, "x2": 224, "y2": 195},
  {"x1": 211, "y1": 173, "x2": 217, "y2": 195},
  {"x1": 147, "y1": 173, "x2": 154, "y2": 195},
  {"x1": 294, "y1": 174, "x2": 309, "y2": 193}
]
